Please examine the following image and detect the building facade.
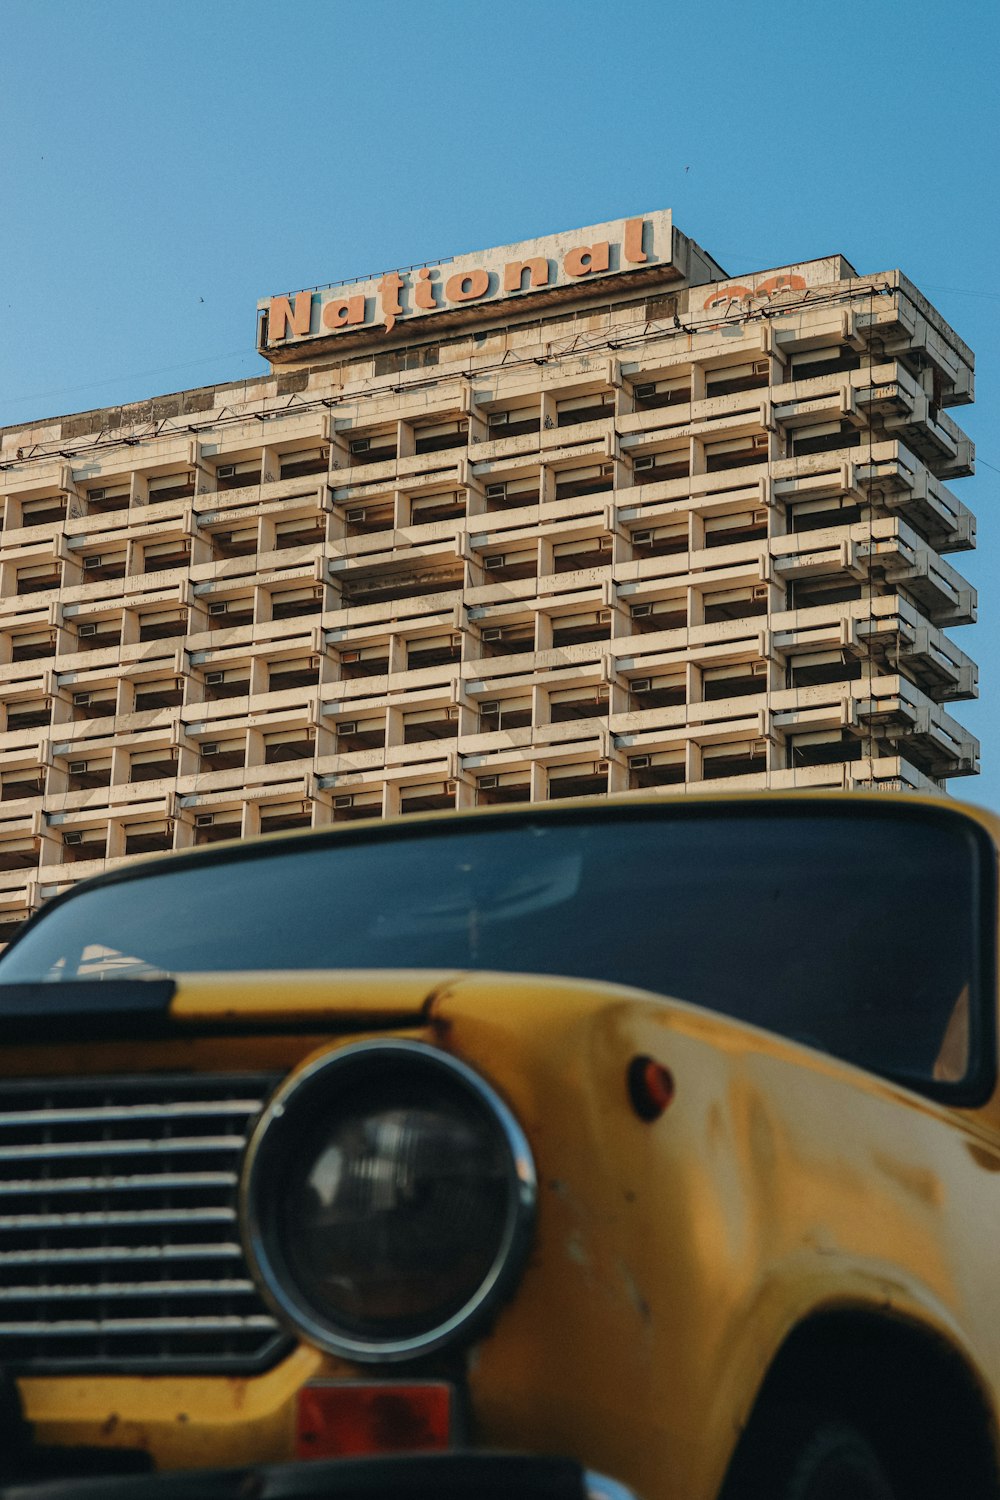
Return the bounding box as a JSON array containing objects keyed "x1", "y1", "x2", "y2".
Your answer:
[{"x1": 0, "y1": 210, "x2": 978, "y2": 936}]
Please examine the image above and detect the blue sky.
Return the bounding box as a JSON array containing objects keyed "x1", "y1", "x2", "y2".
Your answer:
[{"x1": 2, "y1": 0, "x2": 997, "y2": 804}]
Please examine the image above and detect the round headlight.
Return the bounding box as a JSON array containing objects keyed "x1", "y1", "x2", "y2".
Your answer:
[{"x1": 241, "y1": 1040, "x2": 536, "y2": 1362}]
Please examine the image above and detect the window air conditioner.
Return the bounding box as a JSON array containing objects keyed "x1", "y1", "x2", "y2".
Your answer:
[
  {"x1": 752, "y1": 738, "x2": 769, "y2": 755},
  {"x1": 206, "y1": 672, "x2": 225, "y2": 685},
  {"x1": 195, "y1": 814, "x2": 215, "y2": 828},
  {"x1": 633, "y1": 531, "x2": 653, "y2": 547},
  {"x1": 485, "y1": 484, "x2": 507, "y2": 501},
  {"x1": 334, "y1": 795, "x2": 354, "y2": 809},
  {"x1": 751, "y1": 661, "x2": 768, "y2": 676},
  {"x1": 72, "y1": 693, "x2": 91, "y2": 707},
  {"x1": 346, "y1": 508, "x2": 366, "y2": 523},
  {"x1": 480, "y1": 702, "x2": 499, "y2": 716},
  {"x1": 484, "y1": 555, "x2": 505, "y2": 571},
  {"x1": 208, "y1": 602, "x2": 227, "y2": 616},
  {"x1": 341, "y1": 651, "x2": 360, "y2": 664},
  {"x1": 349, "y1": 439, "x2": 371, "y2": 455},
  {"x1": 632, "y1": 678, "x2": 651, "y2": 694},
  {"x1": 69, "y1": 762, "x2": 87, "y2": 775},
  {"x1": 64, "y1": 832, "x2": 83, "y2": 846},
  {"x1": 479, "y1": 775, "x2": 499, "y2": 790},
  {"x1": 753, "y1": 360, "x2": 769, "y2": 375},
  {"x1": 445, "y1": 781, "x2": 457, "y2": 795},
  {"x1": 595, "y1": 762, "x2": 609, "y2": 775},
  {"x1": 599, "y1": 611, "x2": 612, "y2": 623},
  {"x1": 752, "y1": 585, "x2": 769, "y2": 600},
  {"x1": 447, "y1": 707, "x2": 460, "y2": 720},
  {"x1": 489, "y1": 412, "x2": 509, "y2": 427},
  {"x1": 753, "y1": 508, "x2": 768, "y2": 523},
  {"x1": 78, "y1": 623, "x2": 97, "y2": 638},
  {"x1": 751, "y1": 435, "x2": 768, "y2": 450},
  {"x1": 84, "y1": 557, "x2": 102, "y2": 570},
  {"x1": 629, "y1": 755, "x2": 651, "y2": 770},
  {"x1": 217, "y1": 464, "x2": 237, "y2": 479},
  {"x1": 634, "y1": 456, "x2": 656, "y2": 473},
  {"x1": 338, "y1": 722, "x2": 357, "y2": 736},
  {"x1": 482, "y1": 627, "x2": 503, "y2": 642},
  {"x1": 89, "y1": 488, "x2": 105, "y2": 502},
  {"x1": 635, "y1": 384, "x2": 656, "y2": 400},
  {"x1": 202, "y1": 743, "x2": 219, "y2": 758},
  {"x1": 631, "y1": 603, "x2": 653, "y2": 619}
]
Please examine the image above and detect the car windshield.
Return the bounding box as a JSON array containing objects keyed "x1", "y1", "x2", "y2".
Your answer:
[{"x1": 0, "y1": 804, "x2": 988, "y2": 1092}]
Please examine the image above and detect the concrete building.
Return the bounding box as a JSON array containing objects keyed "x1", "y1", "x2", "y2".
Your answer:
[{"x1": 0, "y1": 209, "x2": 978, "y2": 936}]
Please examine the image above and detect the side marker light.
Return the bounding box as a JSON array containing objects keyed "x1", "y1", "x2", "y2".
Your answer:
[{"x1": 627, "y1": 1055, "x2": 675, "y2": 1121}]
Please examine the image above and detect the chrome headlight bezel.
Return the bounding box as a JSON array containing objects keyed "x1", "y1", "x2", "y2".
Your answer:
[{"x1": 240, "y1": 1038, "x2": 537, "y2": 1363}]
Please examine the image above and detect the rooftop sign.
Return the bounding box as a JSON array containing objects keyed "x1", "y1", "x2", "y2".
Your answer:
[{"x1": 259, "y1": 210, "x2": 681, "y2": 359}]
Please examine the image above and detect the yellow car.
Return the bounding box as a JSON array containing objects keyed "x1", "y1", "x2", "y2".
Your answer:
[{"x1": 0, "y1": 791, "x2": 996, "y2": 1500}]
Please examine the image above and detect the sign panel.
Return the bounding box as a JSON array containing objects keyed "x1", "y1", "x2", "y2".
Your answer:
[{"x1": 259, "y1": 211, "x2": 674, "y2": 353}]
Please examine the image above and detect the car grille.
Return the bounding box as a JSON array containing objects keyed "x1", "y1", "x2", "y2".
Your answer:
[{"x1": 0, "y1": 1074, "x2": 291, "y2": 1373}]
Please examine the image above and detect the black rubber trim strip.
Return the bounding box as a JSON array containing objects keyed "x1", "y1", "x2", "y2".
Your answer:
[
  {"x1": 0, "y1": 980, "x2": 176, "y2": 1041},
  {"x1": 0, "y1": 1451, "x2": 593, "y2": 1500}
]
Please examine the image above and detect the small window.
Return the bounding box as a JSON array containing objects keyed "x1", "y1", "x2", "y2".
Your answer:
[
  {"x1": 407, "y1": 635, "x2": 461, "y2": 671},
  {"x1": 479, "y1": 698, "x2": 531, "y2": 733},
  {"x1": 413, "y1": 420, "x2": 467, "y2": 455},
  {"x1": 551, "y1": 612, "x2": 612, "y2": 648},
  {"x1": 410, "y1": 492, "x2": 465, "y2": 526},
  {"x1": 702, "y1": 663, "x2": 768, "y2": 701},
  {"x1": 633, "y1": 377, "x2": 691, "y2": 411},
  {"x1": 628, "y1": 752, "x2": 685, "y2": 789},
  {"x1": 556, "y1": 393, "x2": 615, "y2": 427},
  {"x1": 789, "y1": 731, "x2": 863, "y2": 768},
  {"x1": 548, "y1": 764, "x2": 608, "y2": 800},
  {"x1": 705, "y1": 360, "x2": 769, "y2": 397},
  {"x1": 476, "y1": 772, "x2": 530, "y2": 806},
  {"x1": 402, "y1": 708, "x2": 459, "y2": 745},
  {"x1": 790, "y1": 651, "x2": 863, "y2": 688},
  {"x1": 399, "y1": 783, "x2": 456, "y2": 815},
  {"x1": 279, "y1": 449, "x2": 329, "y2": 481},
  {"x1": 702, "y1": 741, "x2": 767, "y2": 780},
  {"x1": 549, "y1": 687, "x2": 609, "y2": 723},
  {"x1": 6, "y1": 699, "x2": 50, "y2": 731},
  {"x1": 263, "y1": 731, "x2": 315, "y2": 765},
  {"x1": 9, "y1": 632, "x2": 55, "y2": 662},
  {"x1": 790, "y1": 579, "x2": 864, "y2": 611},
  {"x1": 703, "y1": 589, "x2": 769, "y2": 624},
  {"x1": 129, "y1": 751, "x2": 178, "y2": 783},
  {"x1": 792, "y1": 421, "x2": 861, "y2": 458},
  {"x1": 551, "y1": 537, "x2": 612, "y2": 574},
  {"x1": 259, "y1": 803, "x2": 312, "y2": 834},
  {"x1": 206, "y1": 671, "x2": 251, "y2": 700},
  {"x1": 554, "y1": 464, "x2": 613, "y2": 502},
  {"x1": 789, "y1": 345, "x2": 862, "y2": 382},
  {"x1": 271, "y1": 588, "x2": 323, "y2": 622},
  {"x1": 269, "y1": 658, "x2": 319, "y2": 692},
  {"x1": 135, "y1": 681, "x2": 183, "y2": 711},
  {"x1": 337, "y1": 718, "x2": 385, "y2": 752},
  {"x1": 630, "y1": 675, "x2": 685, "y2": 710}
]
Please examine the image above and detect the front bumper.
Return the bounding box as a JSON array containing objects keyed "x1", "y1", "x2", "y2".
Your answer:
[{"x1": 0, "y1": 1453, "x2": 639, "y2": 1500}]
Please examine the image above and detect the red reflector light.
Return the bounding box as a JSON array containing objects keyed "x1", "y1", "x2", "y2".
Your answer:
[
  {"x1": 295, "y1": 1381, "x2": 453, "y2": 1459},
  {"x1": 627, "y1": 1055, "x2": 675, "y2": 1121}
]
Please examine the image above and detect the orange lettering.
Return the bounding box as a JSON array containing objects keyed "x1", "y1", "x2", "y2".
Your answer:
[
  {"x1": 269, "y1": 293, "x2": 313, "y2": 340},
  {"x1": 377, "y1": 272, "x2": 405, "y2": 334},
  {"x1": 503, "y1": 257, "x2": 550, "y2": 293},
  {"x1": 322, "y1": 295, "x2": 367, "y2": 330},
  {"x1": 624, "y1": 218, "x2": 648, "y2": 264},
  {"x1": 414, "y1": 268, "x2": 439, "y2": 310},
  {"x1": 563, "y1": 242, "x2": 610, "y2": 278},
  {"x1": 445, "y1": 268, "x2": 490, "y2": 302}
]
